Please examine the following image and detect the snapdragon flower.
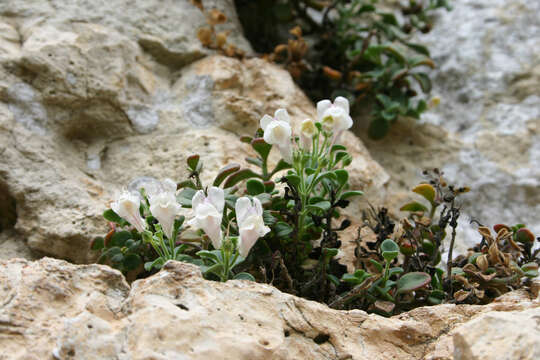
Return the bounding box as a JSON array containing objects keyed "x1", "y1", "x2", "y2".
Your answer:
[
  {"x1": 235, "y1": 197, "x2": 270, "y2": 257},
  {"x1": 317, "y1": 97, "x2": 353, "y2": 143},
  {"x1": 300, "y1": 118, "x2": 316, "y2": 150},
  {"x1": 111, "y1": 190, "x2": 146, "y2": 233},
  {"x1": 187, "y1": 187, "x2": 224, "y2": 249},
  {"x1": 148, "y1": 178, "x2": 182, "y2": 240},
  {"x1": 260, "y1": 109, "x2": 293, "y2": 163}
]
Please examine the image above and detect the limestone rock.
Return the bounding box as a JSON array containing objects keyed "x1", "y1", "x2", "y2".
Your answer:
[
  {"x1": 453, "y1": 307, "x2": 540, "y2": 360},
  {"x1": 356, "y1": 0, "x2": 540, "y2": 254},
  {"x1": 0, "y1": 0, "x2": 252, "y2": 68},
  {"x1": 1, "y1": 258, "x2": 538, "y2": 360},
  {"x1": 0, "y1": 35, "x2": 386, "y2": 263}
]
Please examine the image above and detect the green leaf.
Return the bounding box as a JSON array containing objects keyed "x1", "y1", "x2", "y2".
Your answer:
[
  {"x1": 368, "y1": 117, "x2": 390, "y2": 140},
  {"x1": 396, "y1": 272, "x2": 431, "y2": 294},
  {"x1": 400, "y1": 202, "x2": 428, "y2": 212},
  {"x1": 234, "y1": 272, "x2": 255, "y2": 281},
  {"x1": 213, "y1": 163, "x2": 241, "y2": 187},
  {"x1": 405, "y1": 42, "x2": 431, "y2": 57},
  {"x1": 340, "y1": 191, "x2": 364, "y2": 200},
  {"x1": 177, "y1": 180, "x2": 196, "y2": 189},
  {"x1": 307, "y1": 201, "x2": 332, "y2": 213},
  {"x1": 421, "y1": 239, "x2": 435, "y2": 255},
  {"x1": 334, "y1": 151, "x2": 349, "y2": 164},
  {"x1": 381, "y1": 239, "x2": 399, "y2": 262},
  {"x1": 323, "y1": 247, "x2": 339, "y2": 259},
  {"x1": 196, "y1": 250, "x2": 221, "y2": 263},
  {"x1": 285, "y1": 174, "x2": 301, "y2": 188},
  {"x1": 271, "y1": 159, "x2": 292, "y2": 175},
  {"x1": 412, "y1": 73, "x2": 432, "y2": 93},
  {"x1": 246, "y1": 179, "x2": 265, "y2": 195},
  {"x1": 408, "y1": 56, "x2": 435, "y2": 69},
  {"x1": 515, "y1": 228, "x2": 535, "y2": 243},
  {"x1": 251, "y1": 138, "x2": 272, "y2": 161},
  {"x1": 327, "y1": 274, "x2": 340, "y2": 287},
  {"x1": 521, "y1": 262, "x2": 538, "y2": 277},
  {"x1": 342, "y1": 269, "x2": 372, "y2": 285},
  {"x1": 246, "y1": 157, "x2": 263, "y2": 168},
  {"x1": 369, "y1": 259, "x2": 383, "y2": 273},
  {"x1": 187, "y1": 154, "x2": 200, "y2": 171},
  {"x1": 91, "y1": 237, "x2": 105, "y2": 251},
  {"x1": 378, "y1": 12, "x2": 398, "y2": 26},
  {"x1": 330, "y1": 144, "x2": 347, "y2": 153},
  {"x1": 144, "y1": 257, "x2": 165, "y2": 271},
  {"x1": 177, "y1": 188, "x2": 197, "y2": 207},
  {"x1": 111, "y1": 253, "x2": 124, "y2": 263},
  {"x1": 412, "y1": 184, "x2": 436, "y2": 204},
  {"x1": 388, "y1": 267, "x2": 404, "y2": 277},
  {"x1": 263, "y1": 181, "x2": 275, "y2": 192},
  {"x1": 334, "y1": 169, "x2": 349, "y2": 187},
  {"x1": 240, "y1": 136, "x2": 253, "y2": 143},
  {"x1": 110, "y1": 231, "x2": 132, "y2": 247},
  {"x1": 223, "y1": 169, "x2": 261, "y2": 188},
  {"x1": 204, "y1": 263, "x2": 225, "y2": 277},
  {"x1": 275, "y1": 221, "x2": 293, "y2": 238},
  {"x1": 123, "y1": 254, "x2": 142, "y2": 270},
  {"x1": 315, "y1": 171, "x2": 337, "y2": 186},
  {"x1": 103, "y1": 209, "x2": 124, "y2": 224}
]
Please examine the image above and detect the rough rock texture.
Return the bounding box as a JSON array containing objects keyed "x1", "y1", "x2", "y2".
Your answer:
[
  {"x1": 0, "y1": 0, "x2": 252, "y2": 67},
  {"x1": 0, "y1": 0, "x2": 387, "y2": 263},
  {"x1": 1, "y1": 258, "x2": 539, "y2": 360},
  {"x1": 356, "y1": 0, "x2": 540, "y2": 254}
]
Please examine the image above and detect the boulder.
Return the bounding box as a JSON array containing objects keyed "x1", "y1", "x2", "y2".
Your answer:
[
  {"x1": 1, "y1": 258, "x2": 538, "y2": 360},
  {"x1": 0, "y1": 17, "x2": 386, "y2": 264}
]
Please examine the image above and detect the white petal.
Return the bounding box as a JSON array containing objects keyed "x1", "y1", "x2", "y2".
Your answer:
[
  {"x1": 274, "y1": 108, "x2": 290, "y2": 123},
  {"x1": 333, "y1": 96, "x2": 350, "y2": 114},
  {"x1": 253, "y1": 197, "x2": 263, "y2": 216},
  {"x1": 263, "y1": 125, "x2": 276, "y2": 144},
  {"x1": 191, "y1": 190, "x2": 205, "y2": 211},
  {"x1": 161, "y1": 178, "x2": 177, "y2": 193},
  {"x1": 238, "y1": 227, "x2": 258, "y2": 257},
  {"x1": 277, "y1": 141, "x2": 293, "y2": 163},
  {"x1": 260, "y1": 114, "x2": 273, "y2": 131},
  {"x1": 235, "y1": 197, "x2": 252, "y2": 226},
  {"x1": 208, "y1": 186, "x2": 225, "y2": 212},
  {"x1": 316, "y1": 100, "x2": 332, "y2": 121}
]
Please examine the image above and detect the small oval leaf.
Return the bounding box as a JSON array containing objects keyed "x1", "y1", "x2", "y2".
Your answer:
[{"x1": 396, "y1": 272, "x2": 431, "y2": 294}]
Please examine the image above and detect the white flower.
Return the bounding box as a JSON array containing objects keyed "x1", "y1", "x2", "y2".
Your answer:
[
  {"x1": 235, "y1": 197, "x2": 270, "y2": 258},
  {"x1": 260, "y1": 108, "x2": 293, "y2": 163},
  {"x1": 316, "y1": 97, "x2": 353, "y2": 142},
  {"x1": 148, "y1": 180, "x2": 182, "y2": 240},
  {"x1": 300, "y1": 118, "x2": 316, "y2": 150},
  {"x1": 111, "y1": 190, "x2": 146, "y2": 233},
  {"x1": 187, "y1": 187, "x2": 224, "y2": 249}
]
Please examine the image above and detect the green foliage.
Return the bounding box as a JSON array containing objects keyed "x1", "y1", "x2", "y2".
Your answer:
[
  {"x1": 91, "y1": 227, "x2": 148, "y2": 274},
  {"x1": 234, "y1": 0, "x2": 451, "y2": 139},
  {"x1": 336, "y1": 169, "x2": 539, "y2": 315}
]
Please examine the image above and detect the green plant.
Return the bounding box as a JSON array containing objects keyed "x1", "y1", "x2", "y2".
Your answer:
[
  {"x1": 336, "y1": 169, "x2": 539, "y2": 315},
  {"x1": 93, "y1": 98, "x2": 361, "y2": 296},
  {"x1": 234, "y1": 0, "x2": 451, "y2": 139},
  {"x1": 92, "y1": 98, "x2": 538, "y2": 315}
]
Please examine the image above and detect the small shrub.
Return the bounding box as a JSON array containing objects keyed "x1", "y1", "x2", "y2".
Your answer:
[{"x1": 232, "y1": 0, "x2": 451, "y2": 139}]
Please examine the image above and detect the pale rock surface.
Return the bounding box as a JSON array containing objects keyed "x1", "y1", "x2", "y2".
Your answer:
[
  {"x1": 0, "y1": 0, "x2": 386, "y2": 265},
  {"x1": 0, "y1": 0, "x2": 252, "y2": 67},
  {"x1": 1, "y1": 258, "x2": 539, "y2": 360},
  {"x1": 356, "y1": 0, "x2": 540, "y2": 255}
]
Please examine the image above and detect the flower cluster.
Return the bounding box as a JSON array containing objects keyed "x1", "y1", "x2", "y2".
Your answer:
[
  {"x1": 94, "y1": 96, "x2": 360, "y2": 288},
  {"x1": 260, "y1": 96, "x2": 353, "y2": 160}
]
